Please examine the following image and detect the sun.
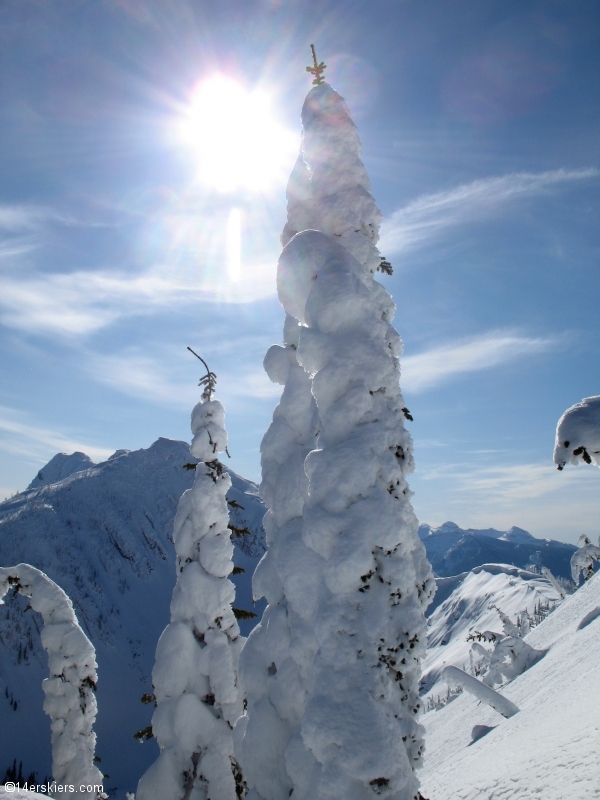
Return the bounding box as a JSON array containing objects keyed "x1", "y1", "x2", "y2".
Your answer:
[{"x1": 179, "y1": 75, "x2": 298, "y2": 194}]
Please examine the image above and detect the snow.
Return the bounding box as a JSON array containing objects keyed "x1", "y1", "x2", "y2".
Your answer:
[
  {"x1": 420, "y1": 571, "x2": 600, "y2": 799},
  {"x1": 138, "y1": 400, "x2": 244, "y2": 800},
  {"x1": 422, "y1": 564, "x2": 561, "y2": 696},
  {"x1": 0, "y1": 565, "x2": 103, "y2": 799},
  {"x1": 554, "y1": 395, "x2": 600, "y2": 469}
]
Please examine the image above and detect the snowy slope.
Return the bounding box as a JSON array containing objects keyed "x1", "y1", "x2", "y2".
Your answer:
[
  {"x1": 419, "y1": 521, "x2": 575, "y2": 580},
  {"x1": 420, "y1": 571, "x2": 600, "y2": 799},
  {"x1": 0, "y1": 439, "x2": 266, "y2": 796},
  {"x1": 421, "y1": 564, "x2": 562, "y2": 695}
]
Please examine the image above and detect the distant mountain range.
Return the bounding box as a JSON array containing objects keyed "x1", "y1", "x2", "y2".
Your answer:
[
  {"x1": 419, "y1": 520, "x2": 576, "y2": 583},
  {"x1": 0, "y1": 441, "x2": 579, "y2": 796}
]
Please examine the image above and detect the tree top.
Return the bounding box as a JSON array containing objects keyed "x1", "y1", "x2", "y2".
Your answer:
[{"x1": 306, "y1": 44, "x2": 326, "y2": 86}]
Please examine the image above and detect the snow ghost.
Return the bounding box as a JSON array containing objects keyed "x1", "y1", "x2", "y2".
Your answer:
[
  {"x1": 236, "y1": 81, "x2": 434, "y2": 800},
  {"x1": 138, "y1": 393, "x2": 245, "y2": 800}
]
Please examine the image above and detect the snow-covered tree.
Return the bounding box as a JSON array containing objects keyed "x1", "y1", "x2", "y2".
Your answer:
[
  {"x1": 236, "y1": 79, "x2": 434, "y2": 800},
  {"x1": 570, "y1": 535, "x2": 600, "y2": 584},
  {"x1": 468, "y1": 606, "x2": 545, "y2": 689},
  {"x1": 554, "y1": 396, "x2": 600, "y2": 470},
  {"x1": 0, "y1": 564, "x2": 104, "y2": 799},
  {"x1": 137, "y1": 370, "x2": 245, "y2": 800}
]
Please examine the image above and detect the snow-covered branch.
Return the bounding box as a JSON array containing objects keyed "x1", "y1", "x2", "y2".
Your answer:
[
  {"x1": 442, "y1": 665, "x2": 520, "y2": 718},
  {"x1": 0, "y1": 564, "x2": 104, "y2": 799},
  {"x1": 554, "y1": 396, "x2": 600, "y2": 470}
]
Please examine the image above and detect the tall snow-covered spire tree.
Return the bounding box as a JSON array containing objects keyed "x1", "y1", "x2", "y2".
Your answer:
[
  {"x1": 137, "y1": 359, "x2": 245, "y2": 800},
  {"x1": 236, "y1": 63, "x2": 434, "y2": 800}
]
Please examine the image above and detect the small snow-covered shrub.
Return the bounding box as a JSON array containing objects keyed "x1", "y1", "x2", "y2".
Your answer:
[{"x1": 0, "y1": 564, "x2": 104, "y2": 799}]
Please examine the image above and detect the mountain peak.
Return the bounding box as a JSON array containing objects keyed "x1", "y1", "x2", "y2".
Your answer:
[{"x1": 27, "y1": 451, "x2": 95, "y2": 489}]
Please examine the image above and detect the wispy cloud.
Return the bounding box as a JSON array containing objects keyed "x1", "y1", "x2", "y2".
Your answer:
[
  {"x1": 402, "y1": 330, "x2": 558, "y2": 392},
  {"x1": 0, "y1": 405, "x2": 114, "y2": 465},
  {"x1": 85, "y1": 350, "x2": 281, "y2": 409},
  {"x1": 413, "y1": 458, "x2": 600, "y2": 544},
  {"x1": 0, "y1": 262, "x2": 277, "y2": 337},
  {"x1": 0, "y1": 198, "x2": 280, "y2": 337},
  {"x1": 418, "y1": 458, "x2": 598, "y2": 505},
  {"x1": 379, "y1": 168, "x2": 599, "y2": 256},
  {"x1": 0, "y1": 204, "x2": 76, "y2": 232},
  {"x1": 447, "y1": 462, "x2": 590, "y2": 501}
]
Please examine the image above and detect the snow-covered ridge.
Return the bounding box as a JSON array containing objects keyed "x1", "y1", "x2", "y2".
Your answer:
[
  {"x1": 0, "y1": 439, "x2": 266, "y2": 795},
  {"x1": 422, "y1": 563, "x2": 562, "y2": 697},
  {"x1": 421, "y1": 571, "x2": 600, "y2": 799}
]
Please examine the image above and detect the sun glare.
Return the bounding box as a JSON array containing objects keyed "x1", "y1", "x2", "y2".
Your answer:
[
  {"x1": 180, "y1": 75, "x2": 297, "y2": 193},
  {"x1": 226, "y1": 208, "x2": 242, "y2": 282}
]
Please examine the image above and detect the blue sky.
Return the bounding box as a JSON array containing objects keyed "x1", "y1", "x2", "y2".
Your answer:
[{"x1": 0, "y1": 0, "x2": 599, "y2": 544}]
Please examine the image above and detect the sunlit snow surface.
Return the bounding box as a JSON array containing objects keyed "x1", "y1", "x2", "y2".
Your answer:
[{"x1": 420, "y1": 571, "x2": 600, "y2": 799}]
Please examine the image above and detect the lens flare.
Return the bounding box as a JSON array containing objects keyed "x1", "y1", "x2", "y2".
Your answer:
[
  {"x1": 226, "y1": 208, "x2": 242, "y2": 283},
  {"x1": 179, "y1": 75, "x2": 297, "y2": 193}
]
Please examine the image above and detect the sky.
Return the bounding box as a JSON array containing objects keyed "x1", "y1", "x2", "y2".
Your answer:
[{"x1": 0, "y1": 0, "x2": 598, "y2": 544}]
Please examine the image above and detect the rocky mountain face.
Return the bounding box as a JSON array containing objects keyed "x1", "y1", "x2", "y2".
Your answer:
[{"x1": 0, "y1": 438, "x2": 266, "y2": 796}]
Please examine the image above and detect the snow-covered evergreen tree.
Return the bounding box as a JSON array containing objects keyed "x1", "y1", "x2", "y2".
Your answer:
[
  {"x1": 137, "y1": 374, "x2": 245, "y2": 800},
  {"x1": 554, "y1": 395, "x2": 600, "y2": 470},
  {"x1": 236, "y1": 79, "x2": 434, "y2": 800},
  {"x1": 570, "y1": 535, "x2": 600, "y2": 584},
  {"x1": 0, "y1": 564, "x2": 104, "y2": 799},
  {"x1": 480, "y1": 608, "x2": 545, "y2": 688}
]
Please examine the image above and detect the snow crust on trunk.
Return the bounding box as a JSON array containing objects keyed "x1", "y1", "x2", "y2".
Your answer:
[
  {"x1": 237, "y1": 83, "x2": 434, "y2": 800},
  {"x1": 554, "y1": 395, "x2": 600, "y2": 469},
  {"x1": 0, "y1": 564, "x2": 103, "y2": 799},
  {"x1": 137, "y1": 400, "x2": 244, "y2": 800}
]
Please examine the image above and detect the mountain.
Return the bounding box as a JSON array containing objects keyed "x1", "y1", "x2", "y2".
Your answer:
[
  {"x1": 0, "y1": 439, "x2": 266, "y2": 796},
  {"x1": 421, "y1": 563, "x2": 563, "y2": 697},
  {"x1": 419, "y1": 521, "x2": 576, "y2": 581},
  {"x1": 420, "y1": 571, "x2": 600, "y2": 799}
]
